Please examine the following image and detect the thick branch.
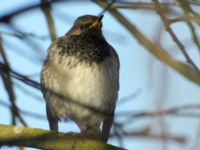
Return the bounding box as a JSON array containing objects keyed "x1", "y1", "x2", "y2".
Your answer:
[{"x1": 0, "y1": 125, "x2": 125, "y2": 150}]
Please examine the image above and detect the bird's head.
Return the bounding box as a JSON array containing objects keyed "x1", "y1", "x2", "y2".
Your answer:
[{"x1": 67, "y1": 15, "x2": 104, "y2": 36}]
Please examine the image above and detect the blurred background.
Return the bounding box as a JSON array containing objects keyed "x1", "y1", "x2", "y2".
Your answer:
[{"x1": 1, "y1": 0, "x2": 200, "y2": 150}]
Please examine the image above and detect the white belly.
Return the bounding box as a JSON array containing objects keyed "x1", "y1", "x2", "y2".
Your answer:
[{"x1": 43, "y1": 56, "x2": 118, "y2": 122}]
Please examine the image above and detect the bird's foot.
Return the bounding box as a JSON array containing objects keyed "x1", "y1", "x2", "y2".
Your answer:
[
  {"x1": 80, "y1": 127, "x2": 101, "y2": 141},
  {"x1": 65, "y1": 132, "x2": 79, "y2": 137},
  {"x1": 64, "y1": 131, "x2": 87, "y2": 142}
]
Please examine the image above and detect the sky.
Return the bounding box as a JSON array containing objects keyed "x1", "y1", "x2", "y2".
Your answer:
[{"x1": 1, "y1": 1, "x2": 200, "y2": 150}]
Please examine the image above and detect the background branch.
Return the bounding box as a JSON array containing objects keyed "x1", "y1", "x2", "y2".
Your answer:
[
  {"x1": 40, "y1": 0, "x2": 57, "y2": 41},
  {"x1": 0, "y1": 37, "x2": 27, "y2": 126},
  {"x1": 95, "y1": 0, "x2": 200, "y2": 86}
]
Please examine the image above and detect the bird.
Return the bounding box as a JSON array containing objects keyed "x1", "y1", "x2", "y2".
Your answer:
[{"x1": 40, "y1": 14, "x2": 119, "y2": 142}]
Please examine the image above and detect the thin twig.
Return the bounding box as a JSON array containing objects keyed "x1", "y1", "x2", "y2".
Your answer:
[
  {"x1": 114, "y1": 1, "x2": 178, "y2": 10},
  {"x1": 0, "y1": 0, "x2": 65, "y2": 22},
  {"x1": 98, "y1": 0, "x2": 116, "y2": 17},
  {"x1": 110, "y1": 128, "x2": 186, "y2": 144},
  {"x1": 178, "y1": 1, "x2": 200, "y2": 53},
  {"x1": 0, "y1": 30, "x2": 48, "y2": 40},
  {"x1": 152, "y1": 0, "x2": 199, "y2": 71},
  {"x1": 94, "y1": 0, "x2": 200, "y2": 86},
  {"x1": 0, "y1": 37, "x2": 27, "y2": 126},
  {"x1": 116, "y1": 104, "x2": 200, "y2": 119},
  {"x1": 0, "y1": 100, "x2": 46, "y2": 120},
  {"x1": 0, "y1": 63, "x2": 41, "y2": 90},
  {"x1": 40, "y1": 0, "x2": 57, "y2": 41},
  {"x1": 117, "y1": 89, "x2": 141, "y2": 105}
]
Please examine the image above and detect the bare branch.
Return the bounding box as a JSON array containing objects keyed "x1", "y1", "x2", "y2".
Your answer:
[
  {"x1": 94, "y1": 0, "x2": 200, "y2": 86},
  {"x1": 0, "y1": 37, "x2": 27, "y2": 126},
  {"x1": 40, "y1": 0, "x2": 57, "y2": 41},
  {"x1": 110, "y1": 127, "x2": 186, "y2": 144},
  {"x1": 0, "y1": 125, "x2": 124, "y2": 150},
  {"x1": 152, "y1": 0, "x2": 199, "y2": 71}
]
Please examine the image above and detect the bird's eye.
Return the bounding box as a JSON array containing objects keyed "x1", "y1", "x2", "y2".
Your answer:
[{"x1": 80, "y1": 25, "x2": 86, "y2": 30}]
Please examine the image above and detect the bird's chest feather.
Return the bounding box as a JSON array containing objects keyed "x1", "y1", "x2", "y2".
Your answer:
[
  {"x1": 42, "y1": 55, "x2": 118, "y2": 118},
  {"x1": 62, "y1": 57, "x2": 114, "y2": 105}
]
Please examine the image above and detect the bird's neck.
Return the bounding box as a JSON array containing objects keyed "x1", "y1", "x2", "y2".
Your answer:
[{"x1": 57, "y1": 33, "x2": 111, "y2": 63}]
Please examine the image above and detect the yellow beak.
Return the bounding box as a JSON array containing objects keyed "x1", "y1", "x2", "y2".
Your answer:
[{"x1": 89, "y1": 15, "x2": 104, "y2": 29}]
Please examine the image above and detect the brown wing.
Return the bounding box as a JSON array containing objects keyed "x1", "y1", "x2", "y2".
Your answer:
[
  {"x1": 40, "y1": 40, "x2": 60, "y2": 131},
  {"x1": 102, "y1": 45, "x2": 120, "y2": 142}
]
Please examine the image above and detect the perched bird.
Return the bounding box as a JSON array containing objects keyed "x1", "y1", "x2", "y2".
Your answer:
[{"x1": 40, "y1": 15, "x2": 119, "y2": 142}]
